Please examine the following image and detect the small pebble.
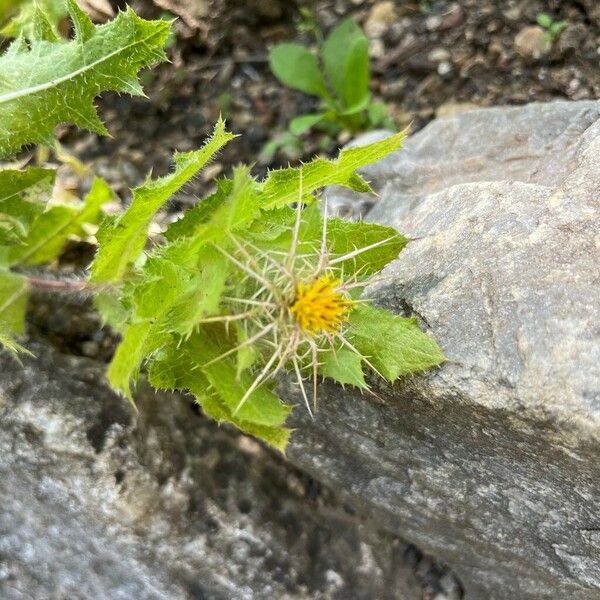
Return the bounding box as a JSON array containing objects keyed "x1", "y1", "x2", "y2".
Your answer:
[
  {"x1": 428, "y1": 48, "x2": 451, "y2": 62},
  {"x1": 438, "y1": 61, "x2": 453, "y2": 76},
  {"x1": 557, "y1": 24, "x2": 587, "y2": 54},
  {"x1": 80, "y1": 341, "x2": 99, "y2": 358},
  {"x1": 514, "y1": 26, "x2": 550, "y2": 60},
  {"x1": 488, "y1": 39, "x2": 504, "y2": 56},
  {"x1": 380, "y1": 79, "x2": 407, "y2": 99},
  {"x1": 365, "y1": 1, "x2": 398, "y2": 37},
  {"x1": 386, "y1": 21, "x2": 407, "y2": 44},
  {"x1": 438, "y1": 3, "x2": 464, "y2": 30},
  {"x1": 503, "y1": 6, "x2": 522, "y2": 21},
  {"x1": 369, "y1": 38, "x2": 386, "y2": 59},
  {"x1": 425, "y1": 15, "x2": 442, "y2": 31},
  {"x1": 325, "y1": 569, "x2": 344, "y2": 588}
]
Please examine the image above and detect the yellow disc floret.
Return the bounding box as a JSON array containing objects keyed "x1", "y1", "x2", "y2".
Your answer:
[{"x1": 290, "y1": 274, "x2": 354, "y2": 335}]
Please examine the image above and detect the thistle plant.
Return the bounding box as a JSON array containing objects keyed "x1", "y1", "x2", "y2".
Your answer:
[
  {"x1": 0, "y1": 1, "x2": 169, "y2": 349},
  {"x1": 93, "y1": 123, "x2": 445, "y2": 451},
  {"x1": 0, "y1": 3, "x2": 444, "y2": 452}
]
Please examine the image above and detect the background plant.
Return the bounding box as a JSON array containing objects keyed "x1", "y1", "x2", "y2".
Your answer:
[
  {"x1": 0, "y1": 0, "x2": 169, "y2": 344},
  {"x1": 536, "y1": 12, "x2": 567, "y2": 44},
  {"x1": 269, "y1": 17, "x2": 392, "y2": 145},
  {"x1": 0, "y1": 2, "x2": 443, "y2": 452}
]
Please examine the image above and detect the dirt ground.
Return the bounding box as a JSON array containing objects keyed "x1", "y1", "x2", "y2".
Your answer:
[{"x1": 62, "y1": 0, "x2": 599, "y2": 204}]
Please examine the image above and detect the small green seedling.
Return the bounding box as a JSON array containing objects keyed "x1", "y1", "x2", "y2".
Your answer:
[
  {"x1": 536, "y1": 12, "x2": 567, "y2": 44},
  {"x1": 270, "y1": 18, "x2": 392, "y2": 143}
]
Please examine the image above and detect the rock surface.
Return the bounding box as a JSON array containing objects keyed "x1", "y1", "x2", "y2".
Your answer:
[
  {"x1": 1, "y1": 100, "x2": 598, "y2": 600},
  {"x1": 0, "y1": 342, "x2": 460, "y2": 600},
  {"x1": 288, "y1": 100, "x2": 600, "y2": 599}
]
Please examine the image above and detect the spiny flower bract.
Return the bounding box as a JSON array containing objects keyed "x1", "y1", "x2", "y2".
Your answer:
[{"x1": 206, "y1": 198, "x2": 397, "y2": 417}]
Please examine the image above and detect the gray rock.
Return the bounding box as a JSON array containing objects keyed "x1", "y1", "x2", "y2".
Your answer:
[
  {"x1": 327, "y1": 100, "x2": 599, "y2": 220},
  {"x1": 2, "y1": 100, "x2": 598, "y2": 599},
  {"x1": 287, "y1": 101, "x2": 600, "y2": 599},
  {"x1": 0, "y1": 342, "x2": 458, "y2": 599}
]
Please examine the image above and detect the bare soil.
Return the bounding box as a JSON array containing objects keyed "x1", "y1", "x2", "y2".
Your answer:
[{"x1": 63, "y1": 0, "x2": 599, "y2": 205}]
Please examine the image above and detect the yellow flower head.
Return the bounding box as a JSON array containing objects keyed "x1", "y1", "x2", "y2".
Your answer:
[{"x1": 290, "y1": 275, "x2": 354, "y2": 334}]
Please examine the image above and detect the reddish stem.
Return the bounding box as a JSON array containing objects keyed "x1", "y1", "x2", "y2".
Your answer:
[{"x1": 27, "y1": 276, "x2": 89, "y2": 293}]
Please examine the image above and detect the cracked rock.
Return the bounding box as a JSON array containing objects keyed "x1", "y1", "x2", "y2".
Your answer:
[{"x1": 288, "y1": 100, "x2": 600, "y2": 599}]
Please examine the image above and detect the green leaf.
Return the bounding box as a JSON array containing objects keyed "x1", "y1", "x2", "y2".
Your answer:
[
  {"x1": 164, "y1": 178, "x2": 232, "y2": 241},
  {"x1": 327, "y1": 219, "x2": 408, "y2": 275},
  {"x1": 234, "y1": 323, "x2": 258, "y2": 378},
  {"x1": 289, "y1": 113, "x2": 327, "y2": 136},
  {"x1": 132, "y1": 257, "x2": 191, "y2": 320},
  {"x1": 1, "y1": 0, "x2": 67, "y2": 39},
  {"x1": 0, "y1": 167, "x2": 55, "y2": 255},
  {"x1": 156, "y1": 166, "x2": 265, "y2": 284},
  {"x1": 347, "y1": 304, "x2": 444, "y2": 381},
  {"x1": 222, "y1": 165, "x2": 262, "y2": 231},
  {"x1": 322, "y1": 18, "x2": 370, "y2": 112},
  {"x1": 149, "y1": 351, "x2": 292, "y2": 451},
  {"x1": 94, "y1": 291, "x2": 130, "y2": 330},
  {"x1": 536, "y1": 12, "x2": 553, "y2": 29},
  {"x1": 340, "y1": 93, "x2": 371, "y2": 117},
  {"x1": 366, "y1": 102, "x2": 388, "y2": 127},
  {"x1": 0, "y1": 167, "x2": 55, "y2": 206},
  {"x1": 138, "y1": 167, "x2": 261, "y2": 341},
  {"x1": 0, "y1": 175, "x2": 42, "y2": 313},
  {"x1": 168, "y1": 257, "x2": 229, "y2": 335},
  {"x1": 261, "y1": 129, "x2": 406, "y2": 209},
  {"x1": 243, "y1": 201, "x2": 320, "y2": 256},
  {"x1": 165, "y1": 165, "x2": 259, "y2": 244},
  {"x1": 0, "y1": 270, "x2": 28, "y2": 336},
  {"x1": 269, "y1": 42, "x2": 330, "y2": 99},
  {"x1": 549, "y1": 21, "x2": 566, "y2": 36},
  {"x1": 107, "y1": 245, "x2": 232, "y2": 395},
  {"x1": 202, "y1": 353, "x2": 291, "y2": 428},
  {"x1": 9, "y1": 177, "x2": 113, "y2": 266},
  {"x1": 20, "y1": 4, "x2": 59, "y2": 41},
  {"x1": 191, "y1": 331, "x2": 291, "y2": 428},
  {"x1": 148, "y1": 332, "x2": 292, "y2": 429},
  {"x1": 0, "y1": 0, "x2": 171, "y2": 157},
  {"x1": 319, "y1": 346, "x2": 367, "y2": 389},
  {"x1": 145, "y1": 246, "x2": 230, "y2": 338},
  {"x1": 91, "y1": 119, "x2": 235, "y2": 283},
  {"x1": 199, "y1": 393, "x2": 291, "y2": 453},
  {"x1": 170, "y1": 331, "x2": 289, "y2": 427},
  {"x1": 107, "y1": 321, "x2": 153, "y2": 400},
  {"x1": 0, "y1": 213, "x2": 26, "y2": 246},
  {"x1": 0, "y1": 0, "x2": 23, "y2": 20}
]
